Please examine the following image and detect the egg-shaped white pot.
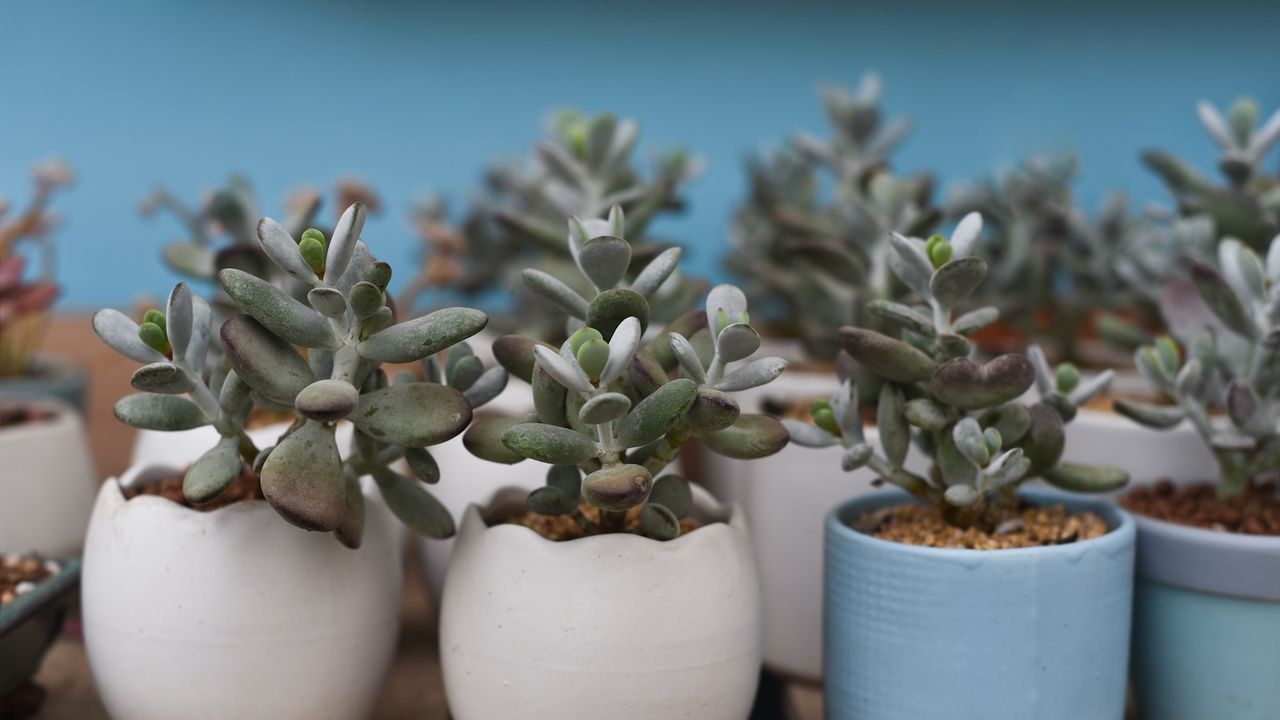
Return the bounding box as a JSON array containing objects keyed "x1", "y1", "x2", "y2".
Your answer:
[
  {"x1": 439, "y1": 486, "x2": 762, "y2": 720},
  {"x1": 83, "y1": 464, "x2": 403, "y2": 720},
  {"x1": 0, "y1": 401, "x2": 97, "y2": 556}
]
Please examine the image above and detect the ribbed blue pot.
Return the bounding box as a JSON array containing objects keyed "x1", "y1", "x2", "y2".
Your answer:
[
  {"x1": 1130, "y1": 515, "x2": 1280, "y2": 720},
  {"x1": 824, "y1": 489, "x2": 1135, "y2": 720}
]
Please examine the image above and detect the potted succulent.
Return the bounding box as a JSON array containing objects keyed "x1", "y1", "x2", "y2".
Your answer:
[
  {"x1": 1142, "y1": 98, "x2": 1279, "y2": 252},
  {"x1": 440, "y1": 206, "x2": 790, "y2": 719},
  {"x1": 132, "y1": 176, "x2": 381, "y2": 466},
  {"x1": 0, "y1": 554, "x2": 81, "y2": 719},
  {"x1": 395, "y1": 112, "x2": 704, "y2": 599},
  {"x1": 784, "y1": 217, "x2": 1135, "y2": 719},
  {"x1": 1114, "y1": 236, "x2": 1280, "y2": 719},
  {"x1": 0, "y1": 160, "x2": 82, "y2": 410},
  {"x1": 84, "y1": 202, "x2": 499, "y2": 720},
  {"x1": 713, "y1": 75, "x2": 940, "y2": 680}
]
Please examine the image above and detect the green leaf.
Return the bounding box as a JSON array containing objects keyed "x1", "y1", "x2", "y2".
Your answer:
[
  {"x1": 640, "y1": 503, "x2": 680, "y2": 540},
  {"x1": 700, "y1": 413, "x2": 789, "y2": 459},
  {"x1": 114, "y1": 393, "x2": 209, "y2": 431},
  {"x1": 929, "y1": 257, "x2": 987, "y2": 307},
  {"x1": 357, "y1": 307, "x2": 489, "y2": 363},
  {"x1": 261, "y1": 420, "x2": 346, "y2": 531},
  {"x1": 1043, "y1": 463, "x2": 1129, "y2": 493},
  {"x1": 618, "y1": 378, "x2": 698, "y2": 447},
  {"x1": 92, "y1": 309, "x2": 167, "y2": 364},
  {"x1": 521, "y1": 269, "x2": 589, "y2": 318},
  {"x1": 649, "y1": 474, "x2": 693, "y2": 518},
  {"x1": 130, "y1": 362, "x2": 195, "y2": 395},
  {"x1": 877, "y1": 385, "x2": 909, "y2": 468},
  {"x1": 334, "y1": 473, "x2": 366, "y2": 549},
  {"x1": 373, "y1": 467, "x2": 455, "y2": 538},
  {"x1": 684, "y1": 388, "x2": 740, "y2": 432},
  {"x1": 295, "y1": 379, "x2": 360, "y2": 422},
  {"x1": 502, "y1": 423, "x2": 600, "y2": 464},
  {"x1": 351, "y1": 383, "x2": 472, "y2": 447},
  {"x1": 493, "y1": 335, "x2": 543, "y2": 384},
  {"x1": 404, "y1": 447, "x2": 441, "y2": 483},
  {"x1": 183, "y1": 436, "x2": 243, "y2": 504},
  {"x1": 1113, "y1": 399, "x2": 1186, "y2": 429},
  {"x1": 1189, "y1": 261, "x2": 1256, "y2": 338},
  {"x1": 587, "y1": 288, "x2": 649, "y2": 339},
  {"x1": 528, "y1": 486, "x2": 578, "y2": 516},
  {"x1": 220, "y1": 315, "x2": 316, "y2": 406},
  {"x1": 219, "y1": 268, "x2": 333, "y2": 348},
  {"x1": 578, "y1": 235, "x2": 632, "y2": 290},
  {"x1": 929, "y1": 355, "x2": 1035, "y2": 410},
  {"x1": 463, "y1": 415, "x2": 529, "y2": 465},
  {"x1": 582, "y1": 463, "x2": 653, "y2": 512},
  {"x1": 839, "y1": 327, "x2": 938, "y2": 384},
  {"x1": 579, "y1": 392, "x2": 632, "y2": 424}
]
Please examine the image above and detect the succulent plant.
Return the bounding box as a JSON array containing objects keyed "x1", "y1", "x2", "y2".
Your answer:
[
  {"x1": 140, "y1": 175, "x2": 380, "y2": 292},
  {"x1": 0, "y1": 161, "x2": 73, "y2": 377},
  {"x1": 396, "y1": 110, "x2": 703, "y2": 336},
  {"x1": 1116, "y1": 234, "x2": 1280, "y2": 499},
  {"x1": 728, "y1": 74, "x2": 940, "y2": 360},
  {"x1": 464, "y1": 206, "x2": 789, "y2": 539},
  {"x1": 945, "y1": 155, "x2": 1156, "y2": 360},
  {"x1": 1142, "y1": 98, "x2": 1280, "y2": 251},
  {"x1": 94, "y1": 201, "x2": 502, "y2": 547},
  {"x1": 782, "y1": 214, "x2": 1126, "y2": 529}
]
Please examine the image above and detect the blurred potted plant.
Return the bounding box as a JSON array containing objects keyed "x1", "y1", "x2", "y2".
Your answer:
[
  {"x1": 84, "y1": 202, "x2": 499, "y2": 720},
  {"x1": 441, "y1": 206, "x2": 789, "y2": 719},
  {"x1": 0, "y1": 554, "x2": 80, "y2": 719},
  {"x1": 0, "y1": 160, "x2": 81, "y2": 410},
  {"x1": 1114, "y1": 235, "x2": 1280, "y2": 720},
  {"x1": 395, "y1": 112, "x2": 705, "y2": 599},
  {"x1": 712, "y1": 75, "x2": 941, "y2": 680},
  {"x1": 784, "y1": 216, "x2": 1134, "y2": 719},
  {"x1": 132, "y1": 176, "x2": 381, "y2": 465}
]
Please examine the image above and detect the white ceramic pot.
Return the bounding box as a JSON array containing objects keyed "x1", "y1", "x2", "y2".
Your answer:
[
  {"x1": 0, "y1": 401, "x2": 97, "y2": 556},
  {"x1": 83, "y1": 464, "x2": 403, "y2": 720},
  {"x1": 440, "y1": 485, "x2": 762, "y2": 720},
  {"x1": 1061, "y1": 408, "x2": 1218, "y2": 492}
]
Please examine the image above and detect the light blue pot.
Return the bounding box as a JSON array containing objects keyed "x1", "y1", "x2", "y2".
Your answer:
[
  {"x1": 1131, "y1": 515, "x2": 1280, "y2": 720},
  {"x1": 824, "y1": 489, "x2": 1135, "y2": 720}
]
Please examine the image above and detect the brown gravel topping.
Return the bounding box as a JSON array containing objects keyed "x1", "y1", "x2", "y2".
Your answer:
[
  {"x1": 857, "y1": 503, "x2": 1109, "y2": 550},
  {"x1": 124, "y1": 466, "x2": 262, "y2": 512},
  {"x1": 507, "y1": 504, "x2": 702, "y2": 541},
  {"x1": 0, "y1": 554, "x2": 61, "y2": 606},
  {"x1": 1122, "y1": 479, "x2": 1280, "y2": 536}
]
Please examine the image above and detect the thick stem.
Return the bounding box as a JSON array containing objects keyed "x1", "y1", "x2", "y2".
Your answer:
[
  {"x1": 641, "y1": 421, "x2": 694, "y2": 476},
  {"x1": 598, "y1": 509, "x2": 627, "y2": 533}
]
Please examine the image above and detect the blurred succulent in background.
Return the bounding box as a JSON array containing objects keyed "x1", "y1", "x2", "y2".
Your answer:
[
  {"x1": 0, "y1": 160, "x2": 73, "y2": 377},
  {"x1": 1116, "y1": 235, "x2": 1280, "y2": 499},
  {"x1": 140, "y1": 175, "x2": 380, "y2": 295},
  {"x1": 94, "y1": 201, "x2": 502, "y2": 547},
  {"x1": 464, "y1": 206, "x2": 789, "y2": 539},
  {"x1": 397, "y1": 110, "x2": 703, "y2": 338},
  {"x1": 729, "y1": 74, "x2": 940, "y2": 360},
  {"x1": 945, "y1": 155, "x2": 1158, "y2": 361},
  {"x1": 1142, "y1": 98, "x2": 1280, "y2": 251},
  {"x1": 783, "y1": 214, "x2": 1126, "y2": 529}
]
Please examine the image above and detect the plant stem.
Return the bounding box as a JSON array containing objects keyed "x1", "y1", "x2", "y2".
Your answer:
[{"x1": 642, "y1": 421, "x2": 694, "y2": 476}]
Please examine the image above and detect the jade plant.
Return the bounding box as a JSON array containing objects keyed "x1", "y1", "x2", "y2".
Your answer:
[
  {"x1": 1143, "y1": 98, "x2": 1280, "y2": 251},
  {"x1": 0, "y1": 161, "x2": 73, "y2": 377},
  {"x1": 782, "y1": 214, "x2": 1127, "y2": 528},
  {"x1": 93, "y1": 202, "x2": 503, "y2": 547},
  {"x1": 945, "y1": 155, "x2": 1156, "y2": 359},
  {"x1": 464, "y1": 206, "x2": 790, "y2": 539},
  {"x1": 729, "y1": 74, "x2": 939, "y2": 360},
  {"x1": 397, "y1": 110, "x2": 702, "y2": 333},
  {"x1": 140, "y1": 175, "x2": 380, "y2": 290},
  {"x1": 1115, "y1": 234, "x2": 1280, "y2": 499}
]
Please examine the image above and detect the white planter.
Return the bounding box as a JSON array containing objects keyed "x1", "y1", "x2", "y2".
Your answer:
[
  {"x1": 83, "y1": 464, "x2": 403, "y2": 720},
  {"x1": 1061, "y1": 408, "x2": 1218, "y2": 491},
  {"x1": 439, "y1": 485, "x2": 762, "y2": 720},
  {"x1": 0, "y1": 401, "x2": 97, "y2": 556}
]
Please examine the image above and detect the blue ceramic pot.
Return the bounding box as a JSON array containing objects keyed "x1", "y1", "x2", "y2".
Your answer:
[
  {"x1": 824, "y1": 489, "x2": 1135, "y2": 720},
  {"x1": 1130, "y1": 515, "x2": 1280, "y2": 720}
]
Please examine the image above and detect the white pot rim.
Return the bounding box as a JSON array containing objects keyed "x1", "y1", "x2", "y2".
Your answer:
[
  {"x1": 458, "y1": 482, "x2": 747, "y2": 552},
  {"x1": 0, "y1": 399, "x2": 79, "y2": 439}
]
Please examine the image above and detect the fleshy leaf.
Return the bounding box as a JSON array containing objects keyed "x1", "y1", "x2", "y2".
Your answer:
[
  {"x1": 183, "y1": 436, "x2": 243, "y2": 504},
  {"x1": 929, "y1": 355, "x2": 1035, "y2": 410},
  {"x1": 373, "y1": 466, "x2": 455, "y2": 538},
  {"x1": 463, "y1": 415, "x2": 528, "y2": 465},
  {"x1": 357, "y1": 307, "x2": 488, "y2": 363},
  {"x1": 502, "y1": 423, "x2": 600, "y2": 464},
  {"x1": 700, "y1": 413, "x2": 789, "y2": 459},
  {"x1": 92, "y1": 309, "x2": 167, "y2": 364},
  {"x1": 114, "y1": 393, "x2": 209, "y2": 430},
  {"x1": 618, "y1": 378, "x2": 698, "y2": 447},
  {"x1": 840, "y1": 327, "x2": 937, "y2": 383},
  {"x1": 219, "y1": 269, "x2": 334, "y2": 348},
  {"x1": 220, "y1": 315, "x2": 316, "y2": 405},
  {"x1": 261, "y1": 420, "x2": 345, "y2": 531},
  {"x1": 351, "y1": 383, "x2": 472, "y2": 447}
]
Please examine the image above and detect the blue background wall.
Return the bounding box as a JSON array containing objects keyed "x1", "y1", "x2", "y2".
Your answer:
[{"x1": 2, "y1": 0, "x2": 1277, "y2": 308}]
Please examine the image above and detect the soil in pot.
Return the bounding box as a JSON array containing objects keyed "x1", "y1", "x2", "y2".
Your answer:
[
  {"x1": 0, "y1": 405, "x2": 55, "y2": 429},
  {"x1": 124, "y1": 466, "x2": 262, "y2": 512},
  {"x1": 505, "y1": 503, "x2": 702, "y2": 541},
  {"x1": 1122, "y1": 479, "x2": 1280, "y2": 535},
  {"x1": 0, "y1": 554, "x2": 63, "y2": 607},
  {"x1": 854, "y1": 501, "x2": 1109, "y2": 550}
]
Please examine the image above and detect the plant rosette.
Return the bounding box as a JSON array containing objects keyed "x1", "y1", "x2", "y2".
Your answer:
[
  {"x1": 439, "y1": 484, "x2": 760, "y2": 720},
  {"x1": 1112, "y1": 236, "x2": 1280, "y2": 719},
  {"x1": 0, "y1": 400, "x2": 96, "y2": 556},
  {"x1": 82, "y1": 466, "x2": 402, "y2": 720}
]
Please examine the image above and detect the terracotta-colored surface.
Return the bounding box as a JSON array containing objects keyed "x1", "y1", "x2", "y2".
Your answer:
[{"x1": 40, "y1": 312, "x2": 138, "y2": 480}]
